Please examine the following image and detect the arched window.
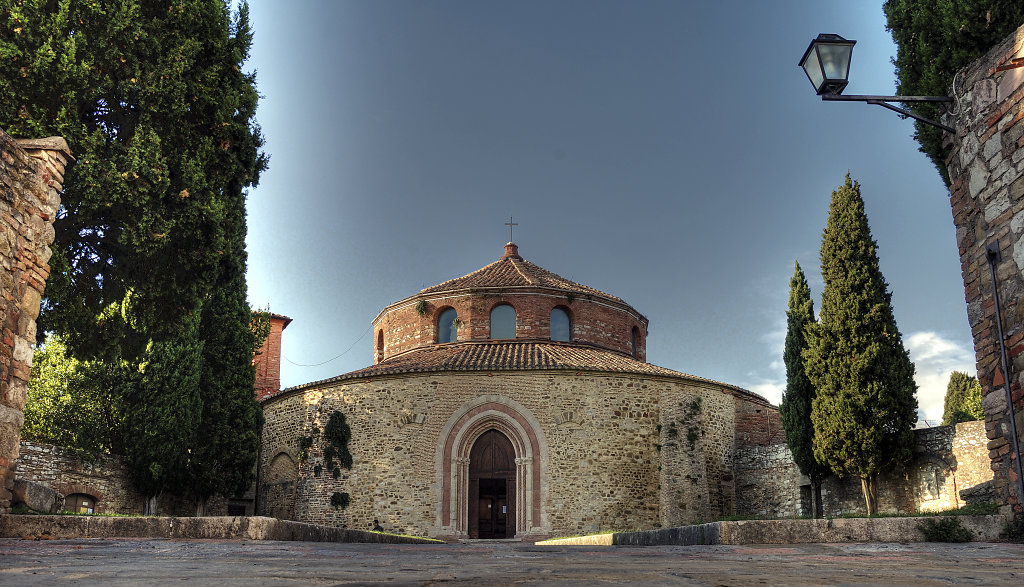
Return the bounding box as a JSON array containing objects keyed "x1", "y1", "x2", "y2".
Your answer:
[
  {"x1": 376, "y1": 330, "x2": 384, "y2": 358},
  {"x1": 550, "y1": 307, "x2": 571, "y2": 341},
  {"x1": 490, "y1": 304, "x2": 516, "y2": 339},
  {"x1": 630, "y1": 326, "x2": 640, "y2": 358},
  {"x1": 437, "y1": 308, "x2": 458, "y2": 343}
]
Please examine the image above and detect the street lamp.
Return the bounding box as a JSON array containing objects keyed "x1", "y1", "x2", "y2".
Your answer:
[{"x1": 799, "y1": 34, "x2": 954, "y2": 133}]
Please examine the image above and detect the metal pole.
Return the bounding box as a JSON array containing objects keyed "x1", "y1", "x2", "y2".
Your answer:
[
  {"x1": 985, "y1": 241, "x2": 1024, "y2": 508},
  {"x1": 821, "y1": 94, "x2": 954, "y2": 133}
]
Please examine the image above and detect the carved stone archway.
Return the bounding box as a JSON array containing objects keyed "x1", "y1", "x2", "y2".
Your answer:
[{"x1": 436, "y1": 395, "x2": 547, "y2": 538}]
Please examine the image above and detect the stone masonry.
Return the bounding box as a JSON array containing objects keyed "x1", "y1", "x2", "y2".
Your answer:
[
  {"x1": 944, "y1": 23, "x2": 1024, "y2": 513},
  {"x1": 733, "y1": 421, "x2": 994, "y2": 518},
  {"x1": 0, "y1": 128, "x2": 69, "y2": 514}
]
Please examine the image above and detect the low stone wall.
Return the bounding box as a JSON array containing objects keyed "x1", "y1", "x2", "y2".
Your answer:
[
  {"x1": 536, "y1": 515, "x2": 1008, "y2": 546},
  {"x1": 14, "y1": 441, "x2": 230, "y2": 516},
  {"x1": 0, "y1": 514, "x2": 438, "y2": 543},
  {"x1": 734, "y1": 421, "x2": 994, "y2": 518}
]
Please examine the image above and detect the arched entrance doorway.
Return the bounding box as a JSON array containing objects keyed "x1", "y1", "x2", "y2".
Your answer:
[
  {"x1": 436, "y1": 395, "x2": 548, "y2": 539},
  {"x1": 468, "y1": 429, "x2": 515, "y2": 538}
]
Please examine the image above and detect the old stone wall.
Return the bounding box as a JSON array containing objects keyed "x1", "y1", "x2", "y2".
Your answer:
[
  {"x1": 733, "y1": 421, "x2": 994, "y2": 518},
  {"x1": 374, "y1": 290, "x2": 647, "y2": 363},
  {"x1": 944, "y1": 23, "x2": 1024, "y2": 512},
  {"x1": 260, "y1": 370, "x2": 743, "y2": 538},
  {"x1": 0, "y1": 129, "x2": 69, "y2": 514},
  {"x1": 14, "y1": 440, "x2": 231, "y2": 516}
]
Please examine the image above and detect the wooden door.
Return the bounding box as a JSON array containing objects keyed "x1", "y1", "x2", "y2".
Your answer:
[{"x1": 468, "y1": 430, "x2": 516, "y2": 538}]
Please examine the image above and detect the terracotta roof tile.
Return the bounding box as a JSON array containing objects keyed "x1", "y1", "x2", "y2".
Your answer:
[
  {"x1": 418, "y1": 256, "x2": 624, "y2": 303},
  {"x1": 273, "y1": 340, "x2": 768, "y2": 405}
]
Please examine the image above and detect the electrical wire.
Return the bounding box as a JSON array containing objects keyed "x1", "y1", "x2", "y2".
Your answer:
[{"x1": 283, "y1": 325, "x2": 372, "y2": 367}]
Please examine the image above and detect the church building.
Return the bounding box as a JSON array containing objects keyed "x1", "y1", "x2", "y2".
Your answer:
[{"x1": 257, "y1": 242, "x2": 778, "y2": 539}]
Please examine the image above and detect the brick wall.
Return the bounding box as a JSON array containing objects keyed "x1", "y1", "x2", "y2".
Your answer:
[
  {"x1": 373, "y1": 289, "x2": 647, "y2": 363},
  {"x1": 944, "y1": 23, "x2": 1024, "y2": 513},
  {"x1": 254, "y1": 314, "x2": 290, "y2": 400},
  {"x1": 733, "y1": 421, "x2": 994, "y2": 518},
  {"x1": 0, "y1": 129, "x2": 69, "y2": 514}
]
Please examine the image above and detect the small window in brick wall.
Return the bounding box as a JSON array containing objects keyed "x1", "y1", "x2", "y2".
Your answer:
[
  {"x1": 490, "y1": 304, "x2": 516, "y2": 339},
  {"x1": 630, "y1": 326, "x2": 640, "y2": 358},
  {"x1": 438, "y1": 308, "x2": 458, "y2": 343},
  {"x1": 550, "y1": 307, "x2": 571, "y2": 341}
]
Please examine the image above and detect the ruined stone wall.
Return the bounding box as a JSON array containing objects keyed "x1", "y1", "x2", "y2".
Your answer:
[
  {"x1": 374, "y1": 290, "x2": 647, "y2": 363},
  {"x1": 260, "y1": 370, "x2": 742, "y2": 538},
  {"x1": 944, "y1": 23, "x2": 1024, "y2": 513},
  {"x1": 0, "y1": 129, "x2": 69, "y2": 514},
  {"x1": 733, "y1": 421, "x2": 994, "y2": 518},
  {"x1": 14, "y1": 441, "x2": 231, "y2": 516}
]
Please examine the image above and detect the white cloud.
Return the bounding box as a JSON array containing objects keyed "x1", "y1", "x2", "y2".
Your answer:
[{"x1": 905, "y1": 331, "x2": 976, "y2": 425}]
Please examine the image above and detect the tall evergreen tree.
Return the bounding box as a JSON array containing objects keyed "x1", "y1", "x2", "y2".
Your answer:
[
  {"x1": 189, "y1": 177, "x2": 263, "y2": 515},
  {"x1": 779, "y1": 261, "x2": 831, "y2": 518},
  {"x1": 122, "y1": 313, "x2": 203, "y2": 515},
  {"x1": 942, "y1": 371, "x2": 984, "y2": 426},
  {"x1": 0, "y1": 0, "x2": 267, "y2": 359},
  {"x1": 804, "y1": 175, "x2": 918, "y2": 515},
  {"x1": 883, "y1": 0, "x2": 1024, "y2": 185}
]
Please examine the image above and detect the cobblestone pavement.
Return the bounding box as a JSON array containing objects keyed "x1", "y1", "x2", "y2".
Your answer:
[{"x1": 1, "y1": 538, "x2": 1023, "y2": 585}]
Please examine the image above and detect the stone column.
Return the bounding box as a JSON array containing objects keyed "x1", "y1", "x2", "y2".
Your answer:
[
  {"x1": 453, "y1": 456, "x2": 469, "y2": 535},
  {"x1": 0, "y1": 130, "x2": 72, "y2": 513},
  {"x1": 515, "y1": 456, "x2": 533, "y2": 534},
  {"x1": 943, "y1": 24, "x2": 1024, "y2": 514}
]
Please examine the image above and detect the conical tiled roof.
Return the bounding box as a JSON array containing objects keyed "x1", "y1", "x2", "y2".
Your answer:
[{"x1": 417, "y1": 243, "x2": 624, "y2": 303}]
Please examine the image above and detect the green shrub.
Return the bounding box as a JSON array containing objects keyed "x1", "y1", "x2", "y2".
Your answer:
[
  {"x1": 1001, "y1": 513, "x2": 1024, "y2": 543},
  {"x1": 330, "y1": 491, "x2": 350, "y2": 510},
  {"x1": 919, "y1": 516, "x2": 973, "y2": 542}
]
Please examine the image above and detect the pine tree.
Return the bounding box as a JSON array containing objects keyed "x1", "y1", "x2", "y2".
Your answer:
[
  {"x1": 883, "y1": 0, "x2": 1024, "y2": 185},
  {"x1": 779, "y1": 261, "x2": 831, "y2": 518},
  {"x1": 804, "y1": 175, "x2": 919, "y2": 515},
  {"x1": 942, "y1": 371, "x2": 984, "y2": 426},
  {"x1": 121, "y1": 313, "x2": 203, "y2": 515},
  {"x1": 0, "y1": 0, "x2": 267, "y2": 359}
]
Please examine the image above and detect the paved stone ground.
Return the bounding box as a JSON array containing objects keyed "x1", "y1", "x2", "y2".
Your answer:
[{"x1": 1, "y1": 538, "x2": 1022, "y2": 585}]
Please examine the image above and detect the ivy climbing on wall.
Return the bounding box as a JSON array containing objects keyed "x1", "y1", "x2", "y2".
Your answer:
[{"x1": 297, "y1": 410, "x2": 354, "y2": 509}]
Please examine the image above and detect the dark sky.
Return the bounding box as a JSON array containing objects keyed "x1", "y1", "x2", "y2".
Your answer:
[{"x1": 244, "y1": 1, "x2": 972, "y2": 423}]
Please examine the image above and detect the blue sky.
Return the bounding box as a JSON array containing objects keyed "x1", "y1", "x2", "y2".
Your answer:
[{"x1": 243, "y1": 1, "x2": 974, "y2": 424}]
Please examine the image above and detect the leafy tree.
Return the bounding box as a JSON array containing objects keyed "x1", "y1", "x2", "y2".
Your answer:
[
  {"x1": 121, "y1": 313, "x2": 203, "y2": 515},
  {"x1": 779, "y1": 261, "x2": 831, "y2": 518},
  {"x1": 942, "y1": 371, "x2": 984, "y2": 425},
  {"x1": 883, "y1": 0, "x2": 1024, "y2": 185},
  {"x1": 0, "y1": 0, "x2": 267, "y2": 359},
  {"x1": 22, "y1": 336, "x2": 124, "y2": 462},
  {"x1": 189, "y1": 187, "x2": 263, "y2": 516},
  {"x1": 804, "y1": 175, "x2": 919, "y2": 515}
]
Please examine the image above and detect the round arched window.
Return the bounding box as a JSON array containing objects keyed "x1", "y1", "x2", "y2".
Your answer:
[
  {"x1": 630, "y1": 326, "x2": 640, "y2": 358},
  {"x1": 437, "y1": 308, "x2": 458, "y2": 343},
  {"x1": 550, "y1": 307, "x2": 571, "y2": 341},
  {"x1": 490, "y1": 304, "x2": 516, "y2": 339}
]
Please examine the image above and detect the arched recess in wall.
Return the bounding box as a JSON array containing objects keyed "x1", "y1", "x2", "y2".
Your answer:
[
  {"x1": 490, "y1": 304, "x2": 516, "y2": 339},
  {"x1": 550, "y1": 306, "x2": 571, "y2": 341},
  {"x1": 376, "y1": 330, "x2": 384, "y2": 361},
  {"x1": 437, "y1": 307, "x2": 458, "y2": 343},
  {"x1": 435, "y1": 395, "x2": 548, "y2": 538},
  {"x1": 630, "y1": 326, "x2": 640, "y2": 358},
  {"x1": 264, "y1": 451, "x2": 299, "y2": 520}
]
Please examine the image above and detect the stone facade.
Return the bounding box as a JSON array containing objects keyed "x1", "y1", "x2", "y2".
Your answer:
[
  {"x1": 944, "y1": 23, "x2": 1024, "y2": 513},
  {"x1": 733, "y1": 421, "x2": 994, "y2": 518},
  {"x1": 0, "y1": 129, "x2": 69, "y2": 514},
  {"x1": 260, "y1": 369, "x2": 774, "y2": 538}
]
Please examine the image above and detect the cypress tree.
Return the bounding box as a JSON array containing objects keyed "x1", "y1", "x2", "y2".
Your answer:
[
  {"x1": 0, "y1": 0, "x2": 267, "y2": 358},
  {"x1": 189, "y1": 171, "x2": 263, "y2": 515},
  {"x1": 121, "y1": 313, "x2": 203, "y2": 515},
  {"x1": 941, "y1": 371, "x2": 984, "y2": 426},
  {"x1": 779, "y1": 261, "x2": 831, "y2": 518},
  {"x1": 804, "y1": 175, "x2": 918, "y2": 515}
]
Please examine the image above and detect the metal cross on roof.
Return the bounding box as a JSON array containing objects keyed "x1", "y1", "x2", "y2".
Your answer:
[{"x1": 505, "y1": 216, "x2": 518, "y2": 242}]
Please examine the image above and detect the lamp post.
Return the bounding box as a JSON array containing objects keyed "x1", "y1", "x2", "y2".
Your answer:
[{"x1": 799, "y1": 34, "x2": 954, "y2": 133}]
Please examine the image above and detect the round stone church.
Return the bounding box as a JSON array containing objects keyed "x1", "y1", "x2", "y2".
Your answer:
[{"x1": 258, "y1": 243, "x2": 777, "y2": 539}]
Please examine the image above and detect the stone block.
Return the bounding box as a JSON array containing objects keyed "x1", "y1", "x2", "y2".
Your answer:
[{"x1": 11, "y1": 479, "x2": 62, "y2": 513}]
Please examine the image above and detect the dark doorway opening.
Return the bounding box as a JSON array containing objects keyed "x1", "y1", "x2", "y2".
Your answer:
[{"x1": 468, "y1": 429, "x2": 516, "y2": 539}]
